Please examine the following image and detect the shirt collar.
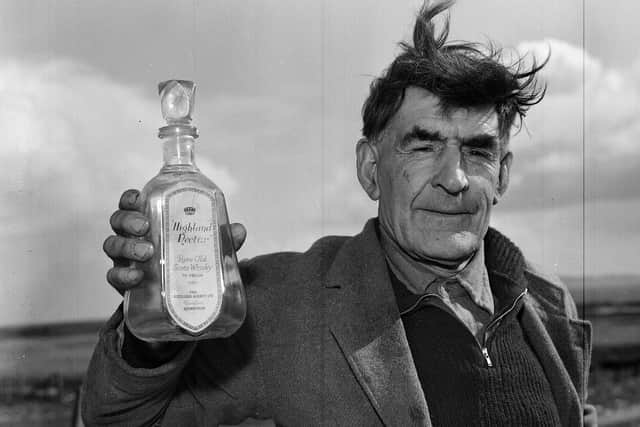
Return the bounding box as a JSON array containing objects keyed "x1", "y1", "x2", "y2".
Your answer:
[{"x1": 379, "y1": 222, "x2": 494, "y2": 316}]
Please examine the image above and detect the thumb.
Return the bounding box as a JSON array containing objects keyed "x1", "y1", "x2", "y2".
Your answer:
[{"x1": 230, "y1": 223, "x2": 247, "y2": 251}]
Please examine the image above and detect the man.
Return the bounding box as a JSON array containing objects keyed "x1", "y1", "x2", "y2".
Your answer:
[{"x1": 83, "y1": 2, "x2": 595, "y2": 426}]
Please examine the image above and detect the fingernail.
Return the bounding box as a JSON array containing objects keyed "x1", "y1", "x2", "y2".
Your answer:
[
  {"x1": 126, "y1": 190, "x2": 139, "y2": 206},
  {"x1": 134, "y1": 242, "x2": 151, "y2": 258},
  {"x1": 132, "y1": 218, "x2": 148, "y2": 233},
  {"x1": 127, "y1": 270, "x2": 140, "y2": 282}
]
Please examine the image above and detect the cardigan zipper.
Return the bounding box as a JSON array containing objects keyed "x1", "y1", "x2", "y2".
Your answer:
[
  {"x1": 480, "y1": 288, "x2": 528, "y2": 367},
  {"x1": 399, "y1": 292, "x2": 441, "y2": 316},
  {"x1": 481, "y1": 347, "x2": 493, "y2": 367},
  {"x1": 399, "y1": 287, "x2": 528, "y2": 368}
]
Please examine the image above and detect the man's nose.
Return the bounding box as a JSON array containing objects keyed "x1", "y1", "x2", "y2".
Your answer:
[{"x1": 431, "y1": 147, "x2": 469, "y2": 194}]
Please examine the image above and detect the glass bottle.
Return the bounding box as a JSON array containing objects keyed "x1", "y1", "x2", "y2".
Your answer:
[{"x1": 124, "y1": 80, "x2": 246, "y2": 342}]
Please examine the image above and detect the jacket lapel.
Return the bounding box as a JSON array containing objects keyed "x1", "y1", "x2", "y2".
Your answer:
[{"x1": 325, "y1": 219, "x2": 431, "y2": 427}]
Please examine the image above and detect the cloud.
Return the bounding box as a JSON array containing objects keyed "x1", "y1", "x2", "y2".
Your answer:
[
  {"x1": 2, "y1": 38, "x2": 637, "y2": 325},
  {"x1": 0, "y1": 57, "x2": 373, "y2": 325},
  {"x1": 287, "y1": 38, "x2": 640, "y2": 239},
  {"x1": 312, "y1": 39, "x2": 640, "y2": 235},
  {"x1": 492, "y1": 198, "x2": 640, "y2": 277},
  {"x1": 0, "y1": 58, "x2": 237, "y2": 325},
  {"x1": 501, "y1": 39, "x2": 640, "y2": 209},
  {"x1": 517, "y1": 39, "x2": 603, "y2": 94},
  {"x1": 0, "y1": 58, "x2": 237, "y2": 230}
]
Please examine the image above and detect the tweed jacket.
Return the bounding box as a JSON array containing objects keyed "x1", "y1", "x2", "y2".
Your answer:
[{"x1": 82, "y1": 219, "x2": 595, "y2": 426}]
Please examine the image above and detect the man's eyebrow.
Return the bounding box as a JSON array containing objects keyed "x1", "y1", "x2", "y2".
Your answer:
[
  {"x1": 401, "y1": 126, "x2": 446, "y2": 143},
  {"x1": 461, "y1": 134, "x2": 500, "y2": 150}
]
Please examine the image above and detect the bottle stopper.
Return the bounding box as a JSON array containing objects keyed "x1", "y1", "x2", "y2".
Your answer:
[
  {"x1": 158, "y1": 80, "x2": 198, "y2": 138},
  {"x1": 159, "y1": 80, "x2": 196, "y2": 125}
]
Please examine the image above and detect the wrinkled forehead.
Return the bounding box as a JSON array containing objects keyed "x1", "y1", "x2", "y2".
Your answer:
[{"x1": 385, "y1": 87, "x2": 501, "y2": 141}]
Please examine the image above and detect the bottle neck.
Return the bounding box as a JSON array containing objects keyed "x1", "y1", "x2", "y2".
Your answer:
[{"x1": 162, "y1": 135, "x2": 198, "y2": 169}]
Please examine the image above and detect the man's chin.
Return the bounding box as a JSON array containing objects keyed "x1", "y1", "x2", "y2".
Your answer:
[{"x1": 411, "y1": 231, "x2": 480, "y2": 266}]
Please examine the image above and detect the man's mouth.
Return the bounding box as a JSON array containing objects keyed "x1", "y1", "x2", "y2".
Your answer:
[{"x1": 418, "y1": 208, "x2": 472, "y2": 216}]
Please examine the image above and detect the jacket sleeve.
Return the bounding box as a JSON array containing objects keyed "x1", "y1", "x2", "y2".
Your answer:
[{"x1": 81, "y1": 306, "x2": 269, "y2": 426}]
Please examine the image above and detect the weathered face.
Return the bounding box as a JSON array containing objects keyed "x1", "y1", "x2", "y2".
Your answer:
[{"x1": 357, "y1": 87, "x2": 512, "y2": 266}]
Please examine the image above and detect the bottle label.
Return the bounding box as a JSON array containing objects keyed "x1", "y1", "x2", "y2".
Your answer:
[{"x1": 162, "y1": 188, "x2": 223, "y2": 334}]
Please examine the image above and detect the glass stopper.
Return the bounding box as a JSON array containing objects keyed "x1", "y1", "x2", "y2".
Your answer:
[{"x1": 159, "y1": 80, "x2": 196, "y2": 125}]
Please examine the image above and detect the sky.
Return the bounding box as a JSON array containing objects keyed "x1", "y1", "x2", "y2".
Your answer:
[{"x1": 1, "y1": 0, "x2": 639, "y2": 326}]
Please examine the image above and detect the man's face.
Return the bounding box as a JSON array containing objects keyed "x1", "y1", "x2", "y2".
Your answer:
[{"x1": 357, "y1": 87, "x2": 511, "y2": 265}]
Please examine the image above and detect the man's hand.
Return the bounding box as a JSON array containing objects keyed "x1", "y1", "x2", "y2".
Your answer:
[
  {"x1": 103, "y1": 189, "x2": 247, "y2": 295},
  {"x1": 103, "y1": 189, "x2": 247, "y2": 367},
  {"x1": 103, "y1": 189, "x2": 153, "y2": 295}
]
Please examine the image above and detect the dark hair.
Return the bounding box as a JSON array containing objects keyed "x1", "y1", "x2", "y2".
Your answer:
[{"x1": 362, "y1": 0, "x2": 547, "y2": 141}]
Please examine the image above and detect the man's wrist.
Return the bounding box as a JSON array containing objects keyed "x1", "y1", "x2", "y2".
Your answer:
[{"x1": 121, "y1": 324, "x2": 185, "y2": 368}]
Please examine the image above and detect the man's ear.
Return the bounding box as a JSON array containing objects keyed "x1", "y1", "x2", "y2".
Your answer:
[
  {"x1": 356, "y1": 137, "x2": 380, "y2": 201},
  {"x1": 494, "y1": 151, "x2": 513, "y2": 205}
]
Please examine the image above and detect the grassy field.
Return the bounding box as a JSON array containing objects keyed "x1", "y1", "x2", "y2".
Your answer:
[
  {"x1": 0, "y1": 323, "x2": 98, "y2": 426},
  {"x1": 0, "y1": 328, "x2": 99, "y2": 379},
  {"x1": 1, "y1": 276, "x2": 639, "y2": 426}
]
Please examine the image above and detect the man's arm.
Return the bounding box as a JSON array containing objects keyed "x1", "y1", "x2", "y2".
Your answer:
[
  {"x1": 82, "y1": 305, "x2": 266, "y2": 426},
  {"x1": 82, "y1": 307, "x2": 196, "y2": 426},
  {"x1": 81, "y1": 190, "x2": 265, "y2": 426}
]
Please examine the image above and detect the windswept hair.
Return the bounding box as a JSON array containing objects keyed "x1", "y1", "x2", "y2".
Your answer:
[{"x1": 362, "y1": 0, "x2": 547, "y2": 141}]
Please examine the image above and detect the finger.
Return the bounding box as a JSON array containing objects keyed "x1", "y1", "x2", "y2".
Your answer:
[
  {"x1": 103, "y1": 235, "x2": 154, "y2": 262},
  {"x1": 107, "y1": 266, "x2": 144, "y2": 295},
  {"x1": 230, "y1": 223, "x2": 247, "y2": 251},
  {"x1": 118, "y1": 189, "x2": 145, "y2": 212},
  {"x1": 110, "y1": 210, "x2": 150, "y2": 237}
]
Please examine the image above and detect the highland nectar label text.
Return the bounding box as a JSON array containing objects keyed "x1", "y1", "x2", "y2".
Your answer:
[{"x1": 162, "y1": 188, "x2": 223, "y2": 333}]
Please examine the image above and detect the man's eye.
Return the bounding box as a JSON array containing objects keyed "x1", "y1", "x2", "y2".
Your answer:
[
  {"x1": 398, "y1": 140, "x2": 438, "y2": 153},
  {"x1": 468, "y1": 149, "x2": 494, "y2": 159},
  {"x1": 415, "y1": 144, "x2": 435, "y2": 152},
  {"x1": 411, "y1": 141, "x2": 438, "y2": 152}
]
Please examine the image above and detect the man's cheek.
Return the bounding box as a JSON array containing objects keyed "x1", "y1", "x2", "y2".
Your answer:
[
  {"x1": 468, "y1": 175, "x2": 496, "y2": 201},
  {"x1": 469, "y1": 167, "x2": 500, "y2": 188}
]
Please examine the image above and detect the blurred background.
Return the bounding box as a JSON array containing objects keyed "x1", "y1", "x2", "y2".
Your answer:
[{"x1": 0, "y1": 0, "x2": 639, "y2": 425}]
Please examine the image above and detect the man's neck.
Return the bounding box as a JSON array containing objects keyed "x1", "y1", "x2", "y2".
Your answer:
[
  {"x1": 378, "y1": 223, "x2": 474, "y2": 293},
  {"x1": 378, "y1": 221, "x2": 495, "y2": 327}
]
